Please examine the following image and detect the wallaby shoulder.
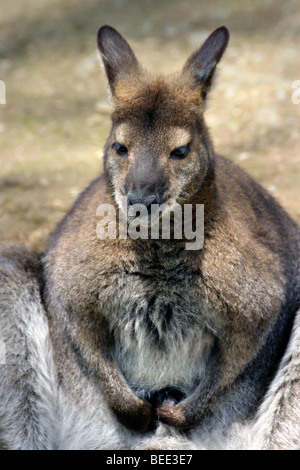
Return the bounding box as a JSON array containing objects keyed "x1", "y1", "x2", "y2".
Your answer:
[{"x1": 48, "y1": 174, "x2": 110, "y2": 245}]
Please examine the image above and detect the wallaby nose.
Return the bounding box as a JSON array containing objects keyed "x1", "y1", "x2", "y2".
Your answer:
[{"x1": 127, "y1": 190, "x2": 158, "y2": 211}]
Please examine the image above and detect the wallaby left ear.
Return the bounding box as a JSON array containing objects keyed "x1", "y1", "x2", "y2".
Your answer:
[
  {"x1": 97, "y1": 25, "x2": 139, "y2": 92},
  {"x1": 183, "y1": 26, "x2": 229, "y2": 99}
]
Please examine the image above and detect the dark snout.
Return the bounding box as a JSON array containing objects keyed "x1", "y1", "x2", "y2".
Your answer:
[
  {"x1": 126, "y1": 182, "x2": 170, "y2": 216},
  {"x1": 124, "y1": 157, "x2": 170, "y2": 216},
  {"x1": 127, "y1": 189, "x2": 158, "y2": 211}
]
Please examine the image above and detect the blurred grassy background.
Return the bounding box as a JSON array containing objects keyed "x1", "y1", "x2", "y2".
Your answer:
[{"x1": 0, "y1": 0, "x2": 299, "y2": 252}]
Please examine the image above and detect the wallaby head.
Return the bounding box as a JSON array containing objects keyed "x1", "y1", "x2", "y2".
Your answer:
[{"x1": 97, "y1": 25, "x2": 229, "y2": 218}]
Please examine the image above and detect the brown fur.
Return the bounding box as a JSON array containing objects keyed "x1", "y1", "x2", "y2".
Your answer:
[{"x1": 42, "y1": 26, "x2": 300, "y2": 434}]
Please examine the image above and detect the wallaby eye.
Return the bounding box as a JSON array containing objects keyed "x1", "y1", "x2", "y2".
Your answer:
[
  {"x1": 112, "y1": 141, "x2": 128, "y2": 157},
  {"x1": 169, "y1": 144, "x2": 190, "y2": 160}
]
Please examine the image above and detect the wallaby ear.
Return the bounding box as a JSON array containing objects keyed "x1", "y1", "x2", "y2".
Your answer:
[
  {"x1": 97, "y1": 25, "x2": 139, "y2": 92},
  {"x1": 183, "y1": 26, "x2": 229, "y2": 99}
]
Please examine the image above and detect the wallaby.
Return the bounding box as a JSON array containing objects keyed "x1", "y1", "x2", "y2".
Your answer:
[{"x1": 0, "y1": 25, "x2": 299, "y2": 450}]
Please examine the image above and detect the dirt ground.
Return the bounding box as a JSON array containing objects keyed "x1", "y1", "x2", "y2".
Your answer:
[{"x1": 0, "y1": 0, "x2": 299, "y2": 253}]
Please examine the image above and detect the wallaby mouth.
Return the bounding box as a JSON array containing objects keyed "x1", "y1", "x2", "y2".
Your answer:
[
  {"x1": 127, "y1": 191, "x2": 158, "y2": 212},
  {"x1": 127, "y1": 192, "x2": 158, "y2": 222},
  {"x1": 126, "y1": 202, "x2": 166, "y2": 226},
  {"x1": 118, "y1": 191, "x2": 171, "y2": 222},
  {"x1": 125, "y1": 184, "x2": 171, "y2": 218}
]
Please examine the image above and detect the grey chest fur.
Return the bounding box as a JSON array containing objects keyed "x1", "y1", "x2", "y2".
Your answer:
[{"x1": 98, "y1": 266, "x2": 215, "y2": 396}]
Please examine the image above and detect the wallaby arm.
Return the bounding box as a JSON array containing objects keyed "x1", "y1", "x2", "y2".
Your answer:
[
  {"x1": 95, "y1": 317, "x2": 153, "y2": 432},
  {"x1": 157, "y1": 319, "x2": 275, "y2": 429},
  {"x1": 69, "y1": 315, "x2": 153, "y2": 433}
]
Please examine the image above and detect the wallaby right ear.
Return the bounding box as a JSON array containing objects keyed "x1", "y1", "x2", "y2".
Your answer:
[
  {"x1": 183, "y1": 26, "x2": 229, "y2": 99},
  {"x1": 97, "y1": 25, "x2": 139, "y2": 92}
]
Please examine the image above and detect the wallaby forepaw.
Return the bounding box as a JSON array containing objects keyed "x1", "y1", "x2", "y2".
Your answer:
[
  {"x1": 156, "y1": 402, "x2": 189, "y2": 429},
  {"x1": 115, "y1": 398, "x2": 153, "y2": 433}
]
